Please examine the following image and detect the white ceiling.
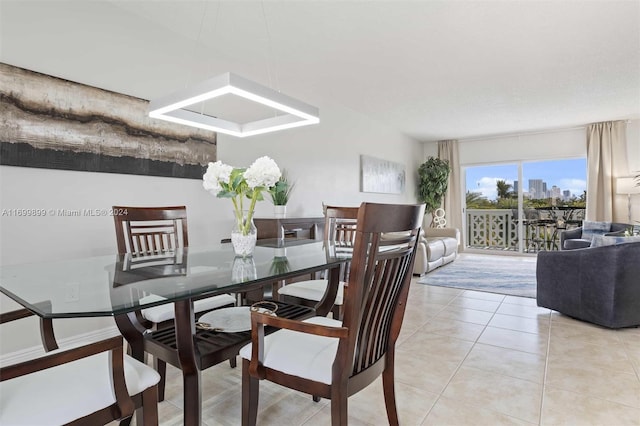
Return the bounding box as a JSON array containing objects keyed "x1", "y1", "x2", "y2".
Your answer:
[{"x1": 1, "y1": 0, "x2": 639, "y2": 141}]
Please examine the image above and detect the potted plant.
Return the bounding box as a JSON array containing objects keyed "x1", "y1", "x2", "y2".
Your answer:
[
  {"x1": 269, "y1": 170, "x2": 295, "y2": 218},
  {"x1": 417, "y1": 157, "x2": 451, "y2": 227}
]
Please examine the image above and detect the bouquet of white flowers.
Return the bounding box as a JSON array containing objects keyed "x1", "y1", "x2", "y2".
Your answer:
[{"x1": 203, "y1": 156, "x2": 281, "y2": 240}]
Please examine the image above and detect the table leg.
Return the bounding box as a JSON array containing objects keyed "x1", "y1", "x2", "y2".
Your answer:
[{"x1": 174, "y1": 299, "x2": 201, "y2": 426}]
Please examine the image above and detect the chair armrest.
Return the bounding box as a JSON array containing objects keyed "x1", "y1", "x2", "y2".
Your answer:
[
  {"x1": 559, "y1": 227, "x2": 583, "y2": 250},
  {"x1": 412, "y1": 239, "x2": 428, "y2": 275},
  {"x1": 0, "y1": 308, "x2": 34, "y2": 324},
  {"x1": 0, "y1": 308, "x2": 58, "y2": 352},
  {"x1": 424, "y1": 227, "x2": 460, "y2": 243},
  {"x1": 251, "y1": 311, "x2": 347, "y2": 338},
  {"x1": 1, "y1": 335, "x2": 121, "y2": 380},
  {"x1": 561, "y1": 227, "x2": 582, "y2": 239}
]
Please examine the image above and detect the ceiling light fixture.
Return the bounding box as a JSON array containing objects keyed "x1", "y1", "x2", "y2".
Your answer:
[
  {"x1": 148, "y1": 72, "x2": 319, "y2": 138},
  {"x1": 149, "y1": 2, "x2": 319, "y2": 137}
]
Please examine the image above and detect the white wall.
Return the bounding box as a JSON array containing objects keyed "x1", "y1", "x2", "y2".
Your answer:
[
  {"x1": 627, "y1": 120, "x2": 640, "y2": 173},
  {"x1": 217, "y1": 99, "x2": 421, "y2": 213},
  {"x1": 457, "y1": 127, "x2": 586, "y2": 165}
]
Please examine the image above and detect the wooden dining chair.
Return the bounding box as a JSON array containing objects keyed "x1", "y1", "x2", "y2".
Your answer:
[
  {"x1": 112, "y1": 205, "x2": 237, "y2": 399},
  {"x1": 0, "y1": 308, "x2": 160, "y2": 425},
  {"x1": 240, "y1": 202, "x2": 425, "y2": 425},
  {"x1": 276, "y1": 205, "x2": 359, "y2": 319}
]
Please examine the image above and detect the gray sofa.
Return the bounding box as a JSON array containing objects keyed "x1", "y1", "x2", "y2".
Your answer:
[
  {"x1": 560, "y1": 222, "x2": 630, "y2": 250},
  {"x1": 536, "y1": 242, "x2": 640, "y2": 328}
]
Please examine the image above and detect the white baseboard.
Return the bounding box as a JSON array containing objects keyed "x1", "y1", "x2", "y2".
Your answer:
[{"x1": 0, "y1": 325, "x2": 120, "y2": 365}]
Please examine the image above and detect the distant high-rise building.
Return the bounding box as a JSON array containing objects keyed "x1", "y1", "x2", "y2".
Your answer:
[
  {"x1": 550, "y1": 185, "x2": 561, "y2": 200},
  {"x1": 562, "y1": 190, "x2": 571, "y2": 200},
  {"x1": 543, "y1": 182, "x2": 548, "y2": 198},
  {"x1": 529, "y1": 179, "x2": 545, "y2": 199},
  {"x1": 513, "y1": 180, "x2": 519, "y2": 194}
]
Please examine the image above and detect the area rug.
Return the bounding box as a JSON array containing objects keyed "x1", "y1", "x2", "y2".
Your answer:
[{"x1": 417, "y1": 253, "x2": 537, "y2": 298}]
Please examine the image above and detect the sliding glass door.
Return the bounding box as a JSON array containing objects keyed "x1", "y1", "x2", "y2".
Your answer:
[{"x1": 464, "y1": 158, "x2": 586, "y2": 254}]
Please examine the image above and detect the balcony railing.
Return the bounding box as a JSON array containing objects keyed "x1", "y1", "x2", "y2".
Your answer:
[{"x1": 466, "y1": 208, "x2": 584, "y2": 252}]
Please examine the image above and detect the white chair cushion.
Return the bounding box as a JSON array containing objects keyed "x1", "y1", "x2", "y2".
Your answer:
[
  {"x1": 276, "y1": 280, "x2": 344, "y2": 305},
  {"x1": 0, "y1": 350, "x2": 160, "y2": 425},
  {"x1": 141, "y1": 293, "x2": 236, "y2": 323},
  {"x1": 239, "y1": 316, "x2": 341, "y2": 385}
]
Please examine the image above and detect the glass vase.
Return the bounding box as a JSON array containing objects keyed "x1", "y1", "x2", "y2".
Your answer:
[
  {"x1": 231, "y1": 211, "x2": 257, "y2": 257},
  {"x1": 231, "y1": 256, "x2": 257, "y2": 283}
]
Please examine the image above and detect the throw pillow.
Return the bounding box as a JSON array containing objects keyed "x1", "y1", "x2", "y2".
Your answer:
[
  {"x1": 590, "y1": 234, "x2": 640, "y2": 247},
  {"x1": 581, "y1": 221, "x2": 611, "y2": 240}
]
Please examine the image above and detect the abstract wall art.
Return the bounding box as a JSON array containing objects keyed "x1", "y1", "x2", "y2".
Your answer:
[
  {"x1": 360, "y1": 154, "x2": 406, "y2": 194},
  {"x1": 0, "y1": 63, "x2": 216, "y2": 179}
]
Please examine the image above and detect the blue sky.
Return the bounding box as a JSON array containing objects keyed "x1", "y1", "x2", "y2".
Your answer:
[{"x1": 465, "y1": 158, "x2": 587, "y2": 201}]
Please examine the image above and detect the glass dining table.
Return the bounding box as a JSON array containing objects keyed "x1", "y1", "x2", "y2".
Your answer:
[{"x1": 0, "y1": 240, "x2": 347, "y2": 425}]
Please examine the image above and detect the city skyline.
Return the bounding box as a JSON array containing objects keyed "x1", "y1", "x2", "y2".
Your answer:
[{"x1": 465, "y1": 158, "x2": 587, "y2": 201}]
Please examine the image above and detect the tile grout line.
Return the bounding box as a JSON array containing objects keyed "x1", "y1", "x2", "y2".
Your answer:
[{"x1": 537, "y1": 307, "x2": 554, "y2": 425}]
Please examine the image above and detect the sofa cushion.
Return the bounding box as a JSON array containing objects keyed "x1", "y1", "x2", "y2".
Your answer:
[
  {"x1": 590, "y1": 234, "x2": 640, "y2": 247},
  {"x1": 581, "y1": 221, "x2": 611, "y2": 240},
  {"x1": 564, "y1": 238, "x2": 591, "y2": 250},
  {"x1": 425, "y1": 239, "x2": 445, "y2": 260},
  {"x1": 441, "y1": 237, "x2": 458, "y2": 256}
]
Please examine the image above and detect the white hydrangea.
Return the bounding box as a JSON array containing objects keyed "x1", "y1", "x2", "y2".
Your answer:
[
  {"x1": 202, "y1": 161, "x2": 233, "y2": 195},
  {"x1": 243, "y1": 156, "x2": 281, "y2": 189}
]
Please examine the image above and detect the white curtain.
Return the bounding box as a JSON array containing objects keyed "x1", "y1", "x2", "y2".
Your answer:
[
  {"x1": 438, "y1": 140, "x2": 463, "y2": 245},
  {"x1": 586, "y1": 121, "x2": 628, "y2": 221}
]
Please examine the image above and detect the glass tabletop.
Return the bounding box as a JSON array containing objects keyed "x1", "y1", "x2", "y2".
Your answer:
[{"x1": 0, "y1": 242, "x2": 345, "y2": 318}]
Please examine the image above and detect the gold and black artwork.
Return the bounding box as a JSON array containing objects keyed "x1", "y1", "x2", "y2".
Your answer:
[{"x1": 0, "y1": 63, "x2": 216, "y2": 179}]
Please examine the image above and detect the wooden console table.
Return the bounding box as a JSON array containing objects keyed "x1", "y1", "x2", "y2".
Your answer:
[{"x1": 254, "y1": 217, "x2": 324, "y2": 242}]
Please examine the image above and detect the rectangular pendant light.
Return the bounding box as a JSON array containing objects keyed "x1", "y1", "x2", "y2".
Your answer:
[{"x1": 148, "y1": 72, "x2": 319, "y2": 137}]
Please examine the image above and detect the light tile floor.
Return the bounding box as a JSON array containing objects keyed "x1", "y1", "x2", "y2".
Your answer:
[{"x1": 136, "y1": 279, "x2": 640, "y2": 425}]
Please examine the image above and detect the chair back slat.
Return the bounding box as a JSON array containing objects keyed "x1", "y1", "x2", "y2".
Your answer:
[
  {"x1": 323, "y1": 206, "x2": 360, "y2": 283},
  {"x1": 337, "y1": 203, "x2": 424, "y2": 379},
  {"x1": 113, "y1": 206, "x2": 188, "y2": 256},
  {"x1": 324, "y1": 206, "x2": 359, "y2": 242},
  {"x1": 353, "y1": 248, "x2": 414, "y2": 373},
  {"x1": 333, "y1": 220, "x2": 357, "y2": 246}
]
